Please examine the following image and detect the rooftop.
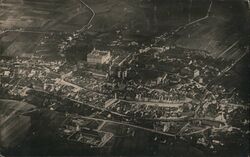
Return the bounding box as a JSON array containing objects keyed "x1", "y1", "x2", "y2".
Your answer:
[{"x1": 88, "y1": 48, "x2": 110, "y2": 57}]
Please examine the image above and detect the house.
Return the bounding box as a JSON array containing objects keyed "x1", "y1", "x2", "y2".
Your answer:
[{"x1": 87, "y1": 48, "x2": 111, "y2": 64}]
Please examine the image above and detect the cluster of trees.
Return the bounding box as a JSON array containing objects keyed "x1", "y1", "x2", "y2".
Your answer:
[{"x1": 0, "y1": 45, "x2": 4, "y2": 55}]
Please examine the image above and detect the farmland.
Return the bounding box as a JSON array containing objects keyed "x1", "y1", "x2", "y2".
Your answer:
[
  {"x1": 0, "y1": 0, "x2": 90, "y2": 32},
  {"x1": 0, "y1": 0, "x2": 91, "y2": 57},
  {"x1": 0, "y1": 0, "x2": 211, "y2": 57},
  {"x1": 174, "y1": 0, "x2": 249, "y2": 60}
]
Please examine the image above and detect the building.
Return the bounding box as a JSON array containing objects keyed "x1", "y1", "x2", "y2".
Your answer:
[
  {"x1": 180, "y1": 67, "x2": 192, "y2": 77},
  {"x1": 87, "y1": 48, "x2": 111, "y2": 64},
  {"x1": 193, "y1": 69, "x2": 200, "y2": 78},
  {"x1": 116, "y1": 68, "x2": 128, "y2": 79}
]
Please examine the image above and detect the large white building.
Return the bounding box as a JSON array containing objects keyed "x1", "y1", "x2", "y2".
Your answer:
[{"x1": 87, "y1": 48, "x2": 111, "y2": 64}]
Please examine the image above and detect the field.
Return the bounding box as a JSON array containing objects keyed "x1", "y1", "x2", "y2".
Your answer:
[
  {"x1": 84, "y1": 0, "x2": 210, "y2": 39},
  {"x1": 0, "y1": 0, "x2": 91, "y2": 32},
  {"x1": 0, "y1": 0, "x2": 91, "y2": 57},
  {"x1": 174, "y1": 0, "x2": 249, "y2": 60},
  {"x1": 0, "y1": 0, "x2": 248, "y2": 59},
  {"x1": 0, "y1": 99, "x2": 35, "y2": 114},
  {"x1": 0, "y1": 0, "x2": 211, "y2": 58}
]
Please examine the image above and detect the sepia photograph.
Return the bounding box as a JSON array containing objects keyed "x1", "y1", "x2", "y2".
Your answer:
[{"x1": 0, "y1": 0, "x2": 249, "y2": 156}]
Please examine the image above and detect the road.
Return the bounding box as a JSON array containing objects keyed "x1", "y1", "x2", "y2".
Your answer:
[
  {"x1": 57, "y1": 78, "x2": 106, "y2": 95},
  {"x1": 0, "y1": 29, "x2": 50, "y2": 35},
  {"x1": 119, "y1": 99, "x2": 184, "y2": 108},
  {"x1": 67, "y1": 97, "x2": 128, "y2": 117},
  {"x1": 154, "y1": 0, "x2": 213, "y2": 45},
  {"x1": 184, "y1": 126, "x2": 211, "y2": 136},
  {"x1": 27, "y1": 87, "x2": 126, "y2": 118},
  {"x1": 31, "y1": 92, "x2": 178, "y2": 140},
  {"x1": 208, "y1": 50, "x2": 248, "y2": 88},
  {"x1": 73, "y1": 115, "x2": 176, "y2": 137},
  {"x1": 78, "y1": 0, "x2": 96, "y2": 32},
  {"x1": 0, "y1": 0, "x2": 95, "y2": 35},
  {"x1": 217, "y1": 40, "x2": 239, "y2": 58}
]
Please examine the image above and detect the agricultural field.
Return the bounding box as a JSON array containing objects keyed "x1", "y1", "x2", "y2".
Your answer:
[
  {"x1": 174, "y1": 0, "x2": 249, "y2": 60},
  {"x1": 82, "y1": 0, "x2": 210, "y2": 44},
  {"x1": 0, "y1": 0, "x2": 91, "y2": 57},
  {"x1": 0, "y1": 0, "x2": 211, "y2": 58},
  {"x1": 0, "y1": 0, "x2": 90, "y2": 32}
]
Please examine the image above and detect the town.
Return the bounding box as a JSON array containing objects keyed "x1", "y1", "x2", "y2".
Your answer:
[
  {"x1": 0, "y1": 37, "x2": 249, "y2": 152},
  {"x1": 0, "y1": 0, "x2": 249, "y2": 156}
]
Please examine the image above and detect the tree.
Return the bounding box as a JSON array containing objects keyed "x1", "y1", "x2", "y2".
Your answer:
[
  {"x1": 95, "y1": 63, "x2": 102, "y2": 70},
  {"x1": 0, "y1": 45, "x2": 4, "y2": 55}
]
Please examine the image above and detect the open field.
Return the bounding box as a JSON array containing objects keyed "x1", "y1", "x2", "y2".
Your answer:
[
  {"x1": 175, "y1": 17, "x2": 243, "y2": 59},
  {"x1": 0, "y1": 99, "x2": 35, "y2": 114},
  {"x1": 174, "y1": 0, "x2": 249, "y2": 60},
  {"x1": 0, "y1": 0, "x2": 248, "y2": 59},
  {"x1": 0, "y1": 0, "x2": 91, "y2": 32},
  {"x1": 0, "y1": 0, "x2": 210, "y2": 58},
  {"x1": 0, "y1": 0, "x2": 91, "y2": 57},
  {"x1": 84, "y1": 0, "x2": 210, "y2": 38}
]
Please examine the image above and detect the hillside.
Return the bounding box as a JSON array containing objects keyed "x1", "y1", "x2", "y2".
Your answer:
[
  {"x1": 0, "y1": 0, "x2": 210, "y2": 57},
  {"x1": 174, "y1": 0, "x2": 249, "y2": 59}
]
